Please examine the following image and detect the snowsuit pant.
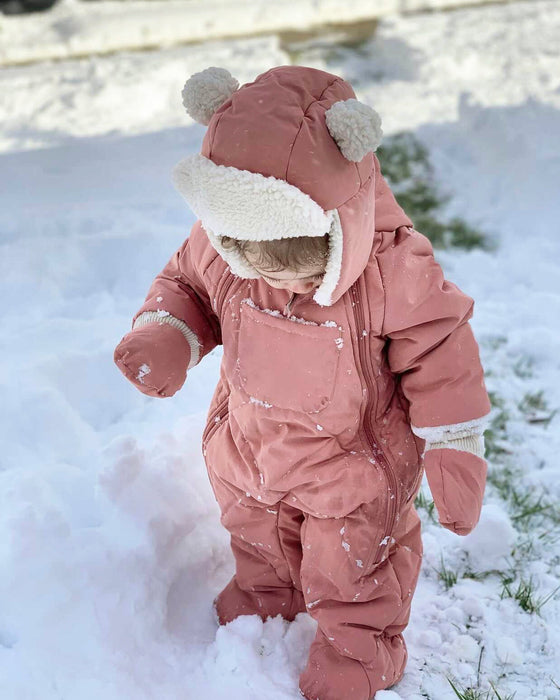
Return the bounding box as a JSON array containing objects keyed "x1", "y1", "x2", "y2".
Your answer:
[{"x1": 211, "y1": 471, "x2": 423, "y2": 700}]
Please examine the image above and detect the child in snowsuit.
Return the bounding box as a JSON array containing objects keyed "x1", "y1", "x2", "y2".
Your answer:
[{"x1": 114, "y1": 65, "x2": 491, "y2": 700}]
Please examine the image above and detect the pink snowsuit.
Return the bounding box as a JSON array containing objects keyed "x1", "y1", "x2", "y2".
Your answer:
[{"x1": 114, "y1": 66, "x2": 491, "y2": 699}]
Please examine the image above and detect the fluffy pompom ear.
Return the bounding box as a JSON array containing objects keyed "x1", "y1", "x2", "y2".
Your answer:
[
  {"x1": 181, "y1": 67, "x2": 239, "y2": 126},
  {"x1": 325, "y1": 98, "x2": 383, "y2": 162}
]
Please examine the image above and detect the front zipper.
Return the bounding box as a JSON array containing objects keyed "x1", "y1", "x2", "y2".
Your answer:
[
  {"x1": 202, "y1": 395, "x2": 229, "y2": 453},
  {"x1": 284, "y1": 291, "x2": 297, "y2": 316},
  {"x1": 350, "y1": 282, "x2": 399, "y2": 565}
]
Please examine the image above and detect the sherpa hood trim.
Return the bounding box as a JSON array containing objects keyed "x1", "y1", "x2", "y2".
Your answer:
[
  {"x1": 172, "y1": 153, "x2": 344, "y2": 307},
  {"x1": 172, "y1": 154, "x2": 333, "y2": 241},
  {"x1": 172, "y1": 66, "x2": 413, "y2": 307}
]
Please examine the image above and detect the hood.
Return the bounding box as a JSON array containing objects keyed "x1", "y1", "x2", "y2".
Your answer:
[{"x1": 172, "y1": 65, "x2": 412, "y2": 306}]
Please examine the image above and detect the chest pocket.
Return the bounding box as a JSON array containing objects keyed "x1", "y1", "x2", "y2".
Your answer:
[{"x1": 236, "y1": 300, "x2": 342, "y2": 414}]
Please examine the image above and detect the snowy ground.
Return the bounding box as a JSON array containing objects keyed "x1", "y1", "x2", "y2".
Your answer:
[{"x1": 1, "y1": 0, "x2": 560, "y2": 698}]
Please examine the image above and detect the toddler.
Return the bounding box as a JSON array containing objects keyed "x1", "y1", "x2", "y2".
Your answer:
[{"x1": 114, "y1": 65, "x2": 491, "y2": 700}]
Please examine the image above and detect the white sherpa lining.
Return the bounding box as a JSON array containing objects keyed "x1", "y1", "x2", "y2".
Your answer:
[
  {"x1": 411, "y1": 412, "x2": 492, "y2": 443},
  {"x1": 133, "y1": 311, "x2": 201, "y2": 369},
  {"x1": 313, "y1": 209, "x2": 343, "y2": 307},
  {"x1": 172, "y1": 154, "x2": 333, "y2": 241},
  {"x1": 172, "y1": 154, "x2": 345, "y2": 307}
]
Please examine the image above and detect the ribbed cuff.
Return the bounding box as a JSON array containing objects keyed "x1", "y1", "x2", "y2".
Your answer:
[
  {"x1": 133, "y1": 311, "x2": 200, "y2": 369},
  {"x1": 425, "y1": 434, "x2": 485, "y2": 459}
]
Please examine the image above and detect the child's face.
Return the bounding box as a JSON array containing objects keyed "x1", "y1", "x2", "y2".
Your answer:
[{"x1": 244, "y1": 250, "x2": 325, "y2": 294}]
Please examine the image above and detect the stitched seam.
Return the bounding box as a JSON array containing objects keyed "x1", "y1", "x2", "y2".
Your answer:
[
  {"x1": 285, "y1": 77, "x2": 341, "y2": 182},
  {"x1": 338, "y1": 169, "x2": 375, "y2": 208},
  {"x1": 116, "y1": 358, "x2": 162, "y2": 396},
  {"x1": 208, "y1": 107, "x2": 227, "y2": 161},
  {"x1": 276, "y1": 502, "x2": 297, "y2": 588}
]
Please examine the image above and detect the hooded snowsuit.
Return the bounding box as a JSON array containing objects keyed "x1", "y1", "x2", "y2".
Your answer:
[{"x1": 115, "y1": 66, "x2": 491, "y2": 699}]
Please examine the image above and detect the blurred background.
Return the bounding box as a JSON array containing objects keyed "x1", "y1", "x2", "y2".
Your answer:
[{"x1": 1, "y1": 1, "x2": 560, "y2": 699}]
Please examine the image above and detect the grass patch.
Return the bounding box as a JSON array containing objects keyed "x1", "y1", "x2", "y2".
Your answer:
[
  {"x1": 499, "y1": 573, "x2": 560, "y2": 616},
  {"x1": 415, "y1": 489, "x2": 438, "y2": 524},
  {"x1": 512, "y1": 355, "x2": 534, "y2": 379},
  {"x1": 518, "y1": 390, "x2": 557, "y2": 426},
  {"x1": 448, "y1": 680, "x2": 486, "y2": 700},
  {"x1": 448, "y1": 678, "x2": 516, "y2": 700},
  {"x1": 376, "y1": 132, "x2": 493, "y2": 251},
  {"x1": 488, "y1": 460, "x2": 560, "y2": 532},
  {"x1": 509, "y1": 491, "x2": 554, "y2": 529},
  {"x1": 484, "y1": 392, "x2": 511, "y2": 461},
  {"x1": 435, "y1": 554, "x2": 458, "y2": 590},
  {"x1": 462, "y1": 567, "x2": 495, "y2": 582}
]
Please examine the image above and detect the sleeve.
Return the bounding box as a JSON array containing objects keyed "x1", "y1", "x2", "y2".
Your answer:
[
  {"x1": 132, "y1": 225, "x2": 222, "y2": 371},
  {"x1": 376, "y1": 226, "x2": 491, "y2": 440}
]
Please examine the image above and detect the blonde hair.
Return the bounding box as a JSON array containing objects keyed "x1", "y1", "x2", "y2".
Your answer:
[{"x1": 220, "y1": 234, "x2": 329, "y2": 273}]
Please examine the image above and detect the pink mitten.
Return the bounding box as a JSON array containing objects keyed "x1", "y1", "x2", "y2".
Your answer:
[
  {"x1": 423, "y1": 448, "x2": 487, "y2": 536},
  {"x1": 114, "y1": 322, "x2": 191, "y2": 398}
]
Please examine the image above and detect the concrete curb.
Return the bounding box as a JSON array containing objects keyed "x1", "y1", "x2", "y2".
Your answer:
[{"x1": 0, "y1": 0, "x2": 512, "y2": 67}]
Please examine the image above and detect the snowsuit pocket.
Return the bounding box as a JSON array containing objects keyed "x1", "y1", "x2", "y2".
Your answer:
[
  {"x1": 342, "y1": 495, "x2": 389, "y2": 578},
  {"x1": 237, "y1": 300, "x2": 341, "y2": 414}
]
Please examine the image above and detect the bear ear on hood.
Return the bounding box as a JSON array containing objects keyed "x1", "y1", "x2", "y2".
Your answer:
[
  {"x1": 325, "y1": 98, "x2": 383, "y2": 162},
  {"x1": 181, "y1": 67, "x2": 239, "y2": 126}
]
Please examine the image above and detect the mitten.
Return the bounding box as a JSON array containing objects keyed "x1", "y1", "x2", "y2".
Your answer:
[
  {"x1": 422, "y1": 434, "x2": 487, "y2": 536},
  {"x1": 114, "y1": 321, "x2": 191, "y2": 398}
]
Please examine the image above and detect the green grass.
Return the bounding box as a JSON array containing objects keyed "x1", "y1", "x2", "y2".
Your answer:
[
  {"x1": 415, "y1": 489, "x2": 438, "y2": 523},
  {"x1": 448, "y1": 678, "x2": 516, "y2": 700},
  {"x1": 376, "y1": 132, "x2": 494, "y2": 251},
  {"x1": 509, "y1": 491, "x2": 554, "y2": 529},
  {"x1": 435, "y1": 555, "x2": 458, "y2": 590},
  {"x1": 488, "y1": 682, "x2": 517, "y2": 700},
  {"x1": 512, "y1": 355, "x2": 534, "y2": 379},
  {"x1": 518, "y1": 390, "x2": 557, "y2": 426},
  {"x1": 499, "y1": 574, "x2": 560, "y2": 616},
  {"x1": 448, "y1": 680, "x2": 486, "y2": 700},
  {"x1": 483, "y1": 392, "x2": 511, "y2": 461}
]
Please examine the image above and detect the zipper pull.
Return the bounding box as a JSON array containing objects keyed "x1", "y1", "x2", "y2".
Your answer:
[{"x1": 284, "y1": 292, "x2": 296, "y2": 316}]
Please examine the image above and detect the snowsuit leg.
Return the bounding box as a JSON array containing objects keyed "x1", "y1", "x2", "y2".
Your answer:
[
  {"x1": 299, "y1": 499, "x2": 423, "y2": 700},
  {"x1": 211, "y1": 474, "x2": 306, "y2": 624}
]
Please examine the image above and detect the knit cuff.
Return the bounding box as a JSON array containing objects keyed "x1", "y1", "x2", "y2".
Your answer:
[
  {"x1": 133, "y1": 311, "x2": 201, "y2": 369},
  {"x1": 425, "y1": 433, "x2": 485, "y2": 459}
]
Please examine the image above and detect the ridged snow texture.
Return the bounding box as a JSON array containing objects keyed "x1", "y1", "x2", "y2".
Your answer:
[
  {"x1": 325, "y1": 98, "x2": 383, "y2": 161},
  {"x1": 181, "y1": 67, "x2": 239, "y2": 125}
]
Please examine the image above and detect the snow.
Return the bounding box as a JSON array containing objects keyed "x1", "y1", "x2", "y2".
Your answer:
[
  {"x1": 2, "y1": 1, "x2": 560, "y2": 698},
  {"x1": 457, "y1": 503, "x2": 517, "y2": 571},
  {"x1": 242, "y1": 297, "x2": 340, "y2": 328},
  {"x1": 494, "y1": 636, "x2": 523, "y2": 666},
  {"x1": 136, "y1": 363, "x2": 151, "y2": 383},
  {"x1": 249, "y1": 396, "x2": 273, "y2": 409}
]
